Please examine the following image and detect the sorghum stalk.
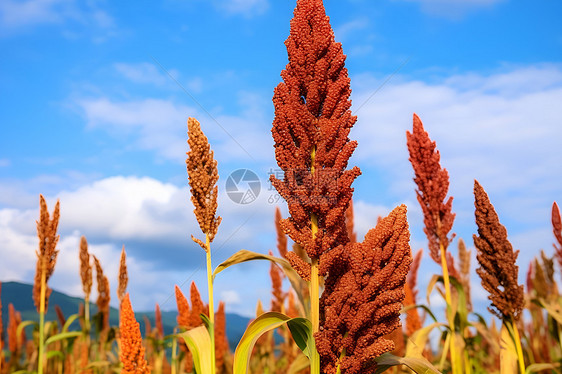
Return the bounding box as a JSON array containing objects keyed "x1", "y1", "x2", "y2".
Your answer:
[
  {"x1": 271, "y1": 1, "x2": 361, "y2": 370},
  {"x1": 79, "y1": 236, "x2": 92, "y2": 334},
  {"x1": 33, "y1": 195, "x2": 60, "y2": 374},
  {"x1": 406, "y1": 114, "x2": 460, "y2": 373},
  {"x1": 186, "y1": 116, "x2": 221, "y2": 374},
  {"x1": 473, "y1": 180, "x2": 525, "y2": 373}
]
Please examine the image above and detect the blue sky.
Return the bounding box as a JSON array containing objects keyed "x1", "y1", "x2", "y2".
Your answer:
[{"x1": 1, "y1": 0, "x2": 561, "y2": 318}]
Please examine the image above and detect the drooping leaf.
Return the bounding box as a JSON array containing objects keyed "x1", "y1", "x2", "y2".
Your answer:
[
  {"x1": 46, "y1": 350, "x2": 63, "y2": 360},
  {"x1": 402, "y1": 304, "x2": 439, "y2": 324},
  {"x1": 535, "y1": 298, "x2": 562, "y2": 325},
  {"x1": 406, "y1": 322, "x2": 446, "y2": 357},
  {"x1": 213, "y1": 249, "x2": 308, "y2": 313},
  {"x1": 178, "y1": 325, "x2": 213, "y2": 374},
  {"x1": 62, "y1": 313, "x2": 81, "y2": 333},
  {"x1": 288, "y1": 353, "x2": 310, "y2": 374},
  {"x1": 374, "y1": 352, "x2": 441, "y2": 374},
  {"x1": 233, "y1": 312, "x2": 314, "y2": 374},
  {"x1": 45, "y1": 331, "x2": 82, "y2": 346},
  {"x1": 525, "y1": 363, "x2": 560, "y2": 373}
]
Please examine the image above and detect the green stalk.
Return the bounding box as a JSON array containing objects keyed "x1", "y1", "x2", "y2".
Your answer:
[
  {"x1": 206, "y1": 233, "x2": 216, "y2": 374},
  {"x1": 38, "y1": 257, "x2": 47, "y2": 374}
]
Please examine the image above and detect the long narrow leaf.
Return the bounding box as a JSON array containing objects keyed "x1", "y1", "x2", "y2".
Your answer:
[
  {"x1": 374, "y1": 352, "x2": 441, "y2": 374},
  {"x1": 288, "y1": 353, "x2": 311, "y2": 374},
  {"x1": 233, "y1": 312, "x2": 313, "y2": 374},
  {"x1": 406, "y1": 322, "x2": 446, "y2": 357},
  {"x1": 45, "y1": 331, "x2": 82, "y2": 346},
  {"x1": 213, "y1": 249, "x2": 308, "y2": 313},
  {"x1": 178, "y1": 325, "x2": 213, "y2": 374}
]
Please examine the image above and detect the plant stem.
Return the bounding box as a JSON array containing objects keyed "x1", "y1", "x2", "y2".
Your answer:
[
  {"x1": 206, "y1": 233, "x2": 216, "y2": 374},
  {"x1": 171, "y1": 330, "x2": 178, "y2": 374},
  {"x1": 38, "y1": 257, "x2": 47, "y2": 374},
  {"x1": 510, "y1": 316, "x2": 526, "y2": 374},
  {"x1": 439, "y1": 242, "x2": 460, "y2": 374},
  {"x1": 309, "y1": 146, "x2": 321, "y2": 374},
  {"x1": 84, "y1": 296, "x2": 90, "y2": 334}
]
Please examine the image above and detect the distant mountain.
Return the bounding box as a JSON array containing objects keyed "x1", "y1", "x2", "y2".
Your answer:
[{"x1": 0, "y1": 281, "x2": 250, "y2": 348}]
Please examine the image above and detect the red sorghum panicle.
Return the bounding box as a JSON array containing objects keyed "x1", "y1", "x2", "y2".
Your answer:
[
  {"x1": 270, "y1": 257, "x2": 285, "y2": 313},
  {"x1": 93, "y1": 256, "x2": 110, "y2": 331},
  {"x1": 458, "y1": 238, "x2": 473, "y2": 311},
  {"x1": 186, "y1": 117, "x2": 221, "y2": 249},
  {"x1": 117, "y1": 246, "x2": 128, "y2": 303},
  {"x1": 33, "y1": 195, "x2": 60, "y2": 312},
  {"x1": 406, "y1": 114, "x2": 455, "y2": 263},
  {"x1": 404, "y1": 282, "x2": 422, "y2": 336},
  {"x1": 215, "y1": 301, "x2": 229, "y2": 370},
  {"x1": 189, "y1": 281, "x2": 208, "y2": 327},
  {"x1": 270, "y1": 0, "x2": 361, "y2": 271},
  {"x1": 406, "y1": 248, "x2": 422, "y2": 300},
  {"x1": 275, "y1": 207, "x2": 288, "y2": 258},
  {"x1": 79, "y1": 236, "x2": 92, "y2": 301},
  {"x1": 119, "y1": 294, "x2": 150, "y2": 374},
  {"x1": 315, "y1": 205, "x2": 412, "y2": 374},
  {"x1": 346, "y1": 199, "x2": 357, "y2": 244},
  {"x1": 473, "y1": 180, "x2": 524, "y2": 321},
  {"x1": 175, "y1": 285, "x2": 190, "y2": 328},
  {"x1": 552, "y1": 202, "x2": 562, "y2": 273},
  {"x1": 155, "y1": 304, "x2": 163, "y2": 340}
]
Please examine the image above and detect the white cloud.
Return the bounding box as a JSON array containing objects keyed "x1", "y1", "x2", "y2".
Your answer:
[
  {"x1": 213, "y1": 0, "x2": 269, "y2": 17},
  {"x1": 0, "y1": 159, "x2": 10, "y2": 167},
  {"x1": 114, "y1": 63, "x2": 168, "y2": 86},
  {"x1": 0, "y1": 0, "x2": 117, "y2": 39},
  {"x1": 395, "y1": 0, "x2": 505, "y2": 18},
  {"x1": 334, "y1": 18, "x2": 369, "y2": 42},
  {"x1": 75, "y1": 91, "x2": 274, "y2": 164},
  {"x1": 350, "y1": 63, "x2": 562, "y2": 281},
  {"x1": 220, "y1": 290, "x2": 241, "y2": 305},
  {"x1": 0, "y1": 174, "x2": 281, "y2": 314}
]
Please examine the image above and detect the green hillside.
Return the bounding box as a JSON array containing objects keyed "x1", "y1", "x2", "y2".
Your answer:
[{"x1": 0, "y1": 281, "x2": 249, "y2": 348}]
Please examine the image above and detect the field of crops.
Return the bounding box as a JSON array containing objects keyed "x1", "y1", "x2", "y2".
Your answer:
[{"x1": 1, "y1": 0, "x2": 561, "y2": 373}]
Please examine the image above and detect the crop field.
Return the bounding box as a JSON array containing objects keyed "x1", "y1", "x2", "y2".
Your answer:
[{"x1": 1, "y1": 0, "x2": 561, "y2": 373}]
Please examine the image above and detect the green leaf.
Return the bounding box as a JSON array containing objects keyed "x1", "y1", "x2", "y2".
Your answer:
[
  {"x1": 16, "y1": 320, "x2": 37, "y2": 338},
  {"x1": 402, "y1": 304, "x2": 439, "y2": 324},
  {"x1": 45, "y1": 331, "x2": 82, "y2": 346},
  {"x1": 374, "y1": 352, "x2": 441, "y2": 374},
  {"x1": 286, "y1": 318, "x2": 314, "y2": 359},
  {"x1": 288, "y1": 353, "x2": 310, "y2": 374},
  {"x1": 525, "y1": 363, "x2": 560, "y2": 373},
  {"x1": 213, "y1": 250, "x2": 308, "y2": 314},
  {"x1": 46, "y1": 350, "x2": 63, "y2": 360},
  {"x1": 62, "y1": 313, "x2": 81, "y2": 333},
  {"x1": 233, "y1": 312, "x2": 312, "y2": 374},
  {"x1": 405, "y1": 322, "x2": 446, "y2": 357},
  {"x1": 178, "y1": 325, "x2": 213, "y2": 374}
]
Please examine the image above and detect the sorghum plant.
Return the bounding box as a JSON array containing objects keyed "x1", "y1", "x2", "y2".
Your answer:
[
  {"x1": 33, "y1": 195, "x2": 60, "y2": 374},
  {"x1": 473, "y1": 180, "x2": 525, "y2": 373},
  {"x1": 270, "y1": 1, "x2": 361, "y2": 370},
  {"x1": 119, "y1": 293, "x2": 150, "y2": 374}
]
